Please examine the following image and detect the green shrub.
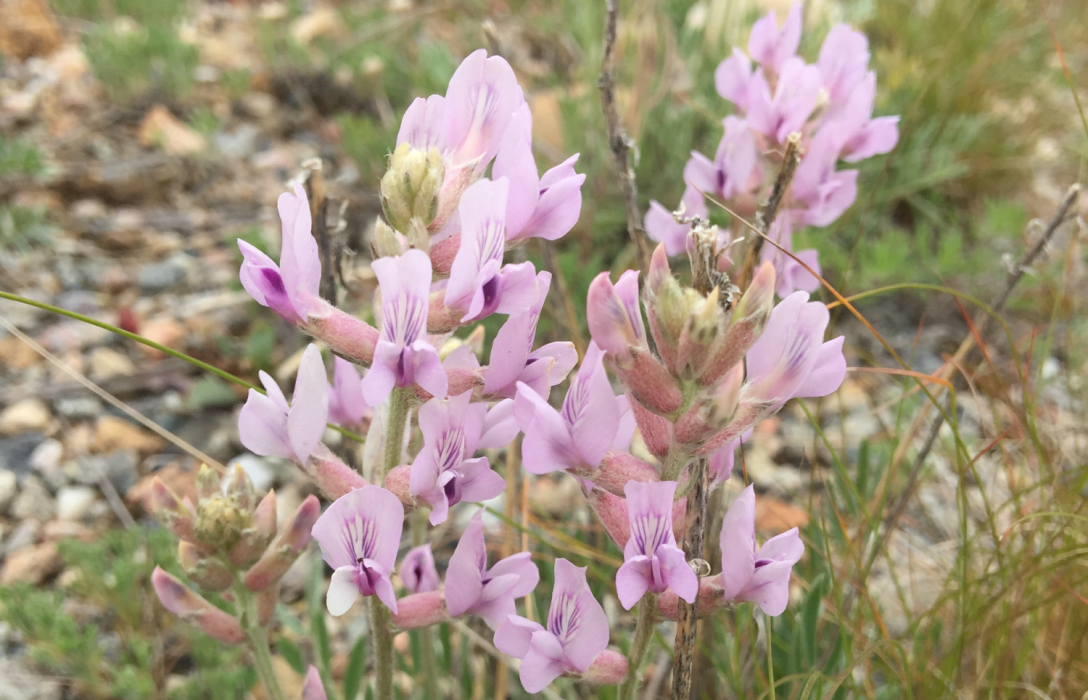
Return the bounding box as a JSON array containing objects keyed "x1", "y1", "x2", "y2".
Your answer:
[
  {"x1": 83, "y1": 24, "x2": 198, "y2": 104},
  {"x1": 0, "y1": 528, "x2": 255, "y2": 700}
]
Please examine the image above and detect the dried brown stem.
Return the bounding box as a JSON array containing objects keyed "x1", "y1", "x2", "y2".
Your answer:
[
  {"x1": 737, "y1": 133, "x2": 803, "y2": 288},
  {"x1": 672, "y1": 458, "x2": 710, "y2": 699},
  {"x1": 598, "y1": 0, "x2": 651, "y2": 272},
  {"x1": 305, "y1": 159, "x2": 338, "y2": 305}
]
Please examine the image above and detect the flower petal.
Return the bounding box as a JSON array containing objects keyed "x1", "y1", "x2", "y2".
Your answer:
[
  {"x1": 327, "y1": 566, "x2": 361, "y2": 616},
  {"x1": 495, "y1": 614, "x2": 545, "y2": 659},
  {"x1": 287, "y1": 345, "x2": 329, "y2": 463},
  {"x1": 615, "y1": 557, "x2": 652, "y2": 610},
  {"x1": 396, "y1": 94, "x2": 447, "y2": 151},
  {"x1": 238, "y1": 389, "x2": 292, "y2": 460},
  {"x1": 444, "y1": 510, "x2": 486, "y2": 617}
]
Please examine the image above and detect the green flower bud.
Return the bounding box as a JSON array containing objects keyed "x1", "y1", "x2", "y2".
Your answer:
[{"x1": 380, "y1": 143, "x2": 444, "y2": 234}]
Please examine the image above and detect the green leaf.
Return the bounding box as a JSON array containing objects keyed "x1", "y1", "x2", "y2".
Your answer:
[
  {"x1": 342, "y1": 637, "x2": 367, "y2": 700},
  {"x1": 277, "y1": 639, "x2": 306, "y2": 675}
]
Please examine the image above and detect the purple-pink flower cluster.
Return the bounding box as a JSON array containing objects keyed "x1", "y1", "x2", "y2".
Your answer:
[
  {"x1": 152, "y1": 29, "x2": 879, "y2": 694},
  {"x1": 646, "y1": 3, "x2": 899, "y2": 297}
]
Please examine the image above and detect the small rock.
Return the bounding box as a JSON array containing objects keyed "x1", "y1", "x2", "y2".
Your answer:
[
  {"x1": 3, "y1": 520, "x2": 41, "y2": 555},
  {"x1": 291, "y1": 6, "x2": 345, "y2": 45},
  {"x1": 89, "y1": 347, "x2": 137, "y2": 379},
  {"x1": 30, "y1": 438, "x2": 66, "y2": 491},
  {"x1": 0, "y1": 657, "x2": 63, "y2": 700},
  {"x1": 12, "y1": 476, "x2": 55, "y2": 522},
  {"x1": 0, "y1": 542, "x2": 60, "y2": 585},
  {"x1": 137, "y1": 259, "x2": 186, "y2": 293},
  {"x1": 0, "y1": 335, "x2": 40, "y2": 370},
  {"x1": 43, "y1": 519, "x2": 94, "y2": 543},
  {"x1": 213, "y1": 123, "x2": 262, "y2": 159},
  {"x1": 0, "y1": 398, "x2": 52, "y2": 435},
  {"x1": 75, "y1": 451, "x2": 138, "y2": 494},
  {"x1": 0, "y1": 0, "x2": 62, "y2": 60},
  {"x1": 54, "y1": 396, "x2": 103, "y2": 421},
  {"x1": 137, "y1": 104, "x2": 207, "y2": 155},
  {"x1": 92, "y1": 415, "x2": 165, "y2": 454},
  {"x1": 126, "y1": 461, "x2": 196, "y2": 510},
  {"x1": 0, "y1": 432, "x2": 45, "y2": 474},
  {"x1": 0, "y1": 470, "x2": 17, "y2": 514},
  {"x1": 754, "y1": 496, "x2": 810, "y2": 533},
  {"x1": 56, "y1": 486, "x2": 97, "y2": 521},
  {"x1": 137, "y1": 319, "x2": 185, "y2": 358}
]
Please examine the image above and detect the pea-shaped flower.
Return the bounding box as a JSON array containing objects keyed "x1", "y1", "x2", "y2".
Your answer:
[{"x1": 311, "y1": 486, "x2": 405, "y2": 616}]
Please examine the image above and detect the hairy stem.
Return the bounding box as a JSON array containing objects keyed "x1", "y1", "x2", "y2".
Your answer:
[
  {"x1": 618, "y1": 594, "x2": 657, "y2": 700},
  {"x1": 237, "y1": 586, "x2": 286, "y2": 700},
  {"x1": 411, "y1": 512, "x2": 440, "y2": 700},
  {"x1": 662, "y1": 445, "x2": 692, "y2": 482},
  {"x1": 370, "y1": 598, "x2": 395, "y2": 700},
  {"x1": 380, "y1": 388, "x2": 409, "y2": 485},
  {"x1": 672, "y1": 458, "x2": 709, "y2": 699}
]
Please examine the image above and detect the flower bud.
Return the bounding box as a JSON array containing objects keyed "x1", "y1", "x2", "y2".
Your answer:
[
  {"x1": 426, "y1": 291, "x2": 464, "y2": 334},
  {"x1": 655, "y1": 578, "x2": 726, "y2": 621},
  {"x1": 674, "y1": 364, "x2": 744, "y2": 447},
  {"x1": 586, "y1": 487, "x2": 630, "y2": 548},
  {"x1": 613, "y1": 347, "x2": 682, "y2": 415},
  {"x1": 194, "y1": 467, "x2": 253, "y2": 554},
  {"x1": 383, "y1": 464, "x2": 415, "y2": 507},
  {"x1": 428, "y1": 233, "x2": 460, "y2": 277},
  {"x1": 630, "y1": 398, "x2": 672, "y2": 459},
  {"x1": 380, "y1": 143, "x2": 445, "y2": 234},
  {"x1": 579, "y1": 650, "x2": 629, "y2": 686},
  {"x1": 257, "y1": 582, "x2": 279, "y2": 626},
  {"x1": 676, "y1": 286, "x2": 727, "y2": 379},
  {"x1": 647, "y1": 243, "x2": 671, "y2": 294},
  {"x1": 228, "y1": 490, "x2": 278, "y2": 567},
  {"x1": 243, "y1": 495, "x2": 321, "y2": 591},
  {"x1": 571, "y1": 451, "x2": 659, "y2": 498},
  {"x1": 699, "y1": 260, "x2": 775, "y2": 386},
  {"x1": 303, "y1": 300, "x2": 379, "y2": 365},
  {"x1": 587, "y1": 271, "x2": 646, "y2": 357},
  {"x1": 223, "y1": 463, "x2": 257, "y2": 513},
  {"x1": 178, "y1": 541, "x2": 234, "y2": 591},
  {"x1": 304, "y1": 445, "x2": 368, "y2": 500},
  {"x1": 303, "y1": 666, "x2": 328, "y2": 700},
  {"x1": 150, "y1": 477, "x2": 197, "y2": 543},
  {"x1": 693, "y1": 398, "x2": 776, "y2": 457},
  {"x1": 430, "y1": 165, "x2": 475, "y2": 233},
  {"x1": 151, "y1": 567, "x2": 246, "y2": 644},
  {"x1": 196, "y1": 464, "x2": 220, "y2": 501},
  {"x1": 373, "y1": 219, "x2": 404, "y2": 258},
  {"x1": 390, "y1": 590, "x2": 449, "y2": 630}
]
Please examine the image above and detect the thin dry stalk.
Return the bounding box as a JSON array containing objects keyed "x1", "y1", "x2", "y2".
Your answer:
[
  {"x1": 599, "y1": 0, "x2": 652, "y2": 272},
  {"x1": 851, "y1": 183, "x2": 1082, "y2": 616}
]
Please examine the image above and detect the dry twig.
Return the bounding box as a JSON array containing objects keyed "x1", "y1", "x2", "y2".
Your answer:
[{"x1": 598, "y1": 0, "x2": 651, "y2": 271}]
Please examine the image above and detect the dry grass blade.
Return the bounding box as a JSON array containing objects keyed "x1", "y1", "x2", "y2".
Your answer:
[{"x1": 0, "y1": 313, "x2": 226, "y2": 473}]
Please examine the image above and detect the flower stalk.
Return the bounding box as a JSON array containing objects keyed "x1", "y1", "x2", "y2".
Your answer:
[
  {"x1": 237, "y1": 583, "x2": 287, "y2": 700},
  {"x1": 618, "y1": 594, "x2": 657, "y2": 700},
  {"x1": 382, "y1": 388, "x2": 410, "y2": 485},
  {"x1": 370, "y1": 597, "x2": 396, "y2": 700}
]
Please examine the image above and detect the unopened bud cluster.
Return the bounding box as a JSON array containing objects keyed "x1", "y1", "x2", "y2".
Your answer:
[{"x1": 150, "y1": 464, "x2": 320, "y2": 642}]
